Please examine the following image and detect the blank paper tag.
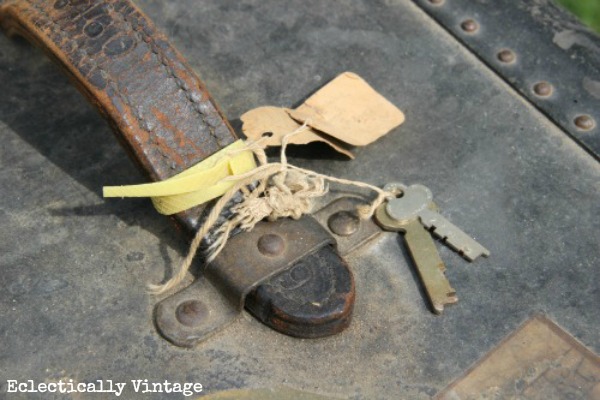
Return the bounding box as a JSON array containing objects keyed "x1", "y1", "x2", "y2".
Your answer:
[
  {"x1": 241, "y1": 72, "x2": 404, "y2": 158},
  {"x1": 288, "y1": 72, "x2": 405, "y2": 146}
]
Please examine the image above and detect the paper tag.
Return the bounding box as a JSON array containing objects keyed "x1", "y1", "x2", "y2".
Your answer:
[
  {"x1": 288, "y1": 72, "x2": 405, "y2": 146},
  {"x1": 241, "y1": 72, "x2": 404, "y2": 157},
  {"x1": 241, "y1": 106, "x2": 354, "y2": 158}
]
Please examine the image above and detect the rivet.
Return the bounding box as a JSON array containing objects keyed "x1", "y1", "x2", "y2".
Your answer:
[
  {"x1": 574, "y1": 115, "x2": 595, "y2": 131},
  {"x1": 497, "y1": 49, "x2": 516, "y2": 64},
  {"x1": 533, "y1": 81, "x2": 553, "y2": 98},
  {"x1": 328, "y1": 211, "x2": 360, "y2": 237},
  {"x1": 176, "y1": 300, "x2": 208, "y2": 327},
  {"x1": 460, "y1": 19, "x2": 479, "y2": 33},
  {"x1": 427, "y1": 0, "x2": 445, "y2": 5},
  {"x1": 257, "y1": 234, "x2": 285, "y2": 257}
]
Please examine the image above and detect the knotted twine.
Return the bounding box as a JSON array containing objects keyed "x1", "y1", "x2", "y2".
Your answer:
[{"x1": 149, "y1": 124, "x2": 393, "y2": 295}]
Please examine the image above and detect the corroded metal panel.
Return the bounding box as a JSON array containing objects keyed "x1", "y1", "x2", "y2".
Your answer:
[{"x1": 0, "y1": 0, "x2": 598, "y2": 398}]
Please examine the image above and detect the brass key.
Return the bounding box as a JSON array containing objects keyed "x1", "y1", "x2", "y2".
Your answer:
[{"x1": 375, "y1": 183, "x2": 458, "y2": 314}]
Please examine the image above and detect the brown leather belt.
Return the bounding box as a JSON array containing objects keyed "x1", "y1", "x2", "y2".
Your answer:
[
  {"x1": 0, "y1": 0, "x2": 355, "y2": 340},
  {"x1": 0, "y1": 0, "x2": 235, "y2": 233}
]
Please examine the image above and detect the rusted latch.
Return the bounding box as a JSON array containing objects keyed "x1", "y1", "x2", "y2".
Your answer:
[
  {"x1": 155, "y1": 196, "x2": 382, "y2": 347},
  {"x1": 156, "y1": 215, "x2": 339, "y2": 346}
]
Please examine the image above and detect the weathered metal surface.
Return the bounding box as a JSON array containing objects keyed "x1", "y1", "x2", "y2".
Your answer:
[
  {"x1": 312, "y1": 197, "x2": 382, "y2": 256},
  {"x1": 413, "y1": 0, "x2": 600, "y2": 160},
  {"x1": 1, "y1": 0, "x2": 599, "y2": 398},
  {"x1": 245, "y1": 245, "x2": 355, "y2": 339},
  {"x1": 436, "y1": 315, "x2": 600, "y2": 399},
  {"x1": 155, "y1": 276, "x2": 240, "y2": 348},
  {"x1": 328, "y1": 211, "x2": 360, "y2": 237},
  {"x1": 206, "y1": 216, "x2": 335, "y2": 310}
]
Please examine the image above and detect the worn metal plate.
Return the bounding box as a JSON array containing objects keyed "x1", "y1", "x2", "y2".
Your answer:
[
  {"x1": 436, "y1": 315, "x2": 600, "y2": 399},
  {"x1": 1, "y1": 0, "x2": 599, "y2": 399},
  {"x1": 207, "y1": 216, "x2": 333, "y2": 309},
  {"x1": 413, "y1": 0, "x2": 600, "y2": 159}
]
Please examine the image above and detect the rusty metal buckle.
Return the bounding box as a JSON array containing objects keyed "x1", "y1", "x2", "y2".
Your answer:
[{"x1": 155, "y1": 196, "x2": 382, "y2": 347}]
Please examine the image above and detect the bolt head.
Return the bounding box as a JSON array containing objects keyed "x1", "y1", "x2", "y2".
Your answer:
[
  {"x1": 257, "y1": 234, "x2": 285, "y2": 256},
  {"x1": 574, "y1": 115, "x2": 595, "y2": 131},
  {"x1": 461, "y1": 19, "x2": 479, "y2": 33},
  {"x1": 533, "y1": 82, "x2": 553, "y2": 97},
  {"x1": 497, "y1": 49, "x2": 516, "y2": 64},
  {"x1": 328, "y1": 211, "x2": 360, "y2": 237},
  {"x1": 176, "y1": 300, "x2": 208, "y2": 327}
]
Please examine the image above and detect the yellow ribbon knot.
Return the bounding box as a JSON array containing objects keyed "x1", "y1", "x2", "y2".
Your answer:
[{"x1": 103, "y1": 140, "x2": 257, "y2": 215}]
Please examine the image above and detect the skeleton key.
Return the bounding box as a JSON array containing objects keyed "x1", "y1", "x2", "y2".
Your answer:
[{"x1": 375, "y1": 183, "x2": 489, "y2": 314}]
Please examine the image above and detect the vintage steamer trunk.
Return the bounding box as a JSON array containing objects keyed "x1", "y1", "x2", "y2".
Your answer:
[{"x1": 0, "y1": 0, "x2": 598, "y2": 398}]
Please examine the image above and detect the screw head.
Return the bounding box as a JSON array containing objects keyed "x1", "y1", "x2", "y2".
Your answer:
[
  {"x1": 328, "y1": 211, "x2": 360, "y2": 237},
  {"x1": 428, "y1": 0, "x2": 445, "y2": 5},
  {"x1": 574, "y1": 115, "x2": 595, "y2": 131},
  {"x1": 176, "y1": 300, "x2": 208, "y2": 327},
  {"x1": 533, "y1": 81, "x2": 553, "y2": 97},
  {"x1": 257, "y1": 234, "x2": 285, "y2": 257},
  {"x1": 460, "y1": 19, "x2": 479, "y2": 33},
  {"x1": 497, "y1": 49, "x2": 516, "y2": 64}
]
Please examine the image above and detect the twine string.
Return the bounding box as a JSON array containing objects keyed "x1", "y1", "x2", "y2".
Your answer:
[{"x1": 149, "y1": 124, "x2": 393, "y2": 295}]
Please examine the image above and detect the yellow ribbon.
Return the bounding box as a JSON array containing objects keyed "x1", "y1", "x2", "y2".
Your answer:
[{"x1": 103, "y1": 140, "x2": 256, "y2": 215}]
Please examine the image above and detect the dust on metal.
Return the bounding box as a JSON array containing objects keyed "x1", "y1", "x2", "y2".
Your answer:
[
  {"x1": 574, "y1": 115, "x2": 596, "y2": 131},
  {"x1": 327, "y1": 211, "x2": 360, "y2": 237},
  {"x1": 313, "y1": 197, "x2": 382, "y2": 256},
  {"x1": 206, "y1": 217, "x2": 334, "y2": 309},
  {"x1": 412, "y1": 0, "x2": 600, "y2": 159},
  {"x1": 257, "y1": 234, "x2": 286, "y2": 257},
  {"x1": 460, "y1": 19, "x2": 479, "y2": 34},
  {"x1": 176, "y1": 300, "x2": 209, "y2": 327},
  {"x1": 497, "y1": 49, "x2": 516, "y2": 64},
  {"x1": 533, "y1": 82, "x2": 553, "y2": 98}
]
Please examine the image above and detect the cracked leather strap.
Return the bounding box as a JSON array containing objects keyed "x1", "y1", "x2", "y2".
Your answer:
[
  {"x1": 0, "y1": 0, "x2": 355, "y2": 340},
  {"x1": 0, "y1": 0, "x2": 234, "y2": 233}
]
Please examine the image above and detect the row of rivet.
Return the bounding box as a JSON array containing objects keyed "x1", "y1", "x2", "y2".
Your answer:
[{"x1": 426, "y1": 0, "x2": 596, "y2": 132}]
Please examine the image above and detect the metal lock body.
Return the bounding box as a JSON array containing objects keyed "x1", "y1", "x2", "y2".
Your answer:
[
  {"x1": 156, "y1": 196, "x2": 383, "y2": 346},
  {"x1": 156, "y1": 216, "x2": 355, "y2": 346}
]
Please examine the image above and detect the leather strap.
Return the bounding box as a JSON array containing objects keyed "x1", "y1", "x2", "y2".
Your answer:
[
  {"x1": 1, "y1": 0, "x2": 356, "y2": 341},
  {"x1": 0, "y1": 0, "x2": 237, "y2": 232}
]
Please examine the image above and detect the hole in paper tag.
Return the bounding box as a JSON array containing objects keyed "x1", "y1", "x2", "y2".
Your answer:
[
  {"x1": 240, "y1": 106, "x2": 354, "y2": 158},
  {"x1": 241, "y1": 72, "x2": 405, "y2": 158}
]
